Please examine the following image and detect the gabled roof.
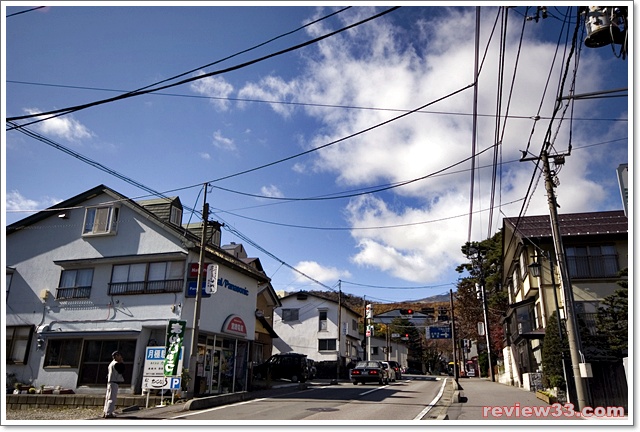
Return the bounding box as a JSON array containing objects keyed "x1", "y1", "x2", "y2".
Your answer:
[
  {"x1": 503, "y1": 210, "x2": 627, "y2": 239},
  {"x1": 7, "y1": 184, "x2": 128, "y2": 233},
  {"x1": 280, "y1": 290, "x2": 362, "y2": 317},
  {"x1": 6, "y1": 184, "x2": 270, "y2": 284},
  {"x1": 136, "y1": 196, "x2": 183, "y2": 223}
]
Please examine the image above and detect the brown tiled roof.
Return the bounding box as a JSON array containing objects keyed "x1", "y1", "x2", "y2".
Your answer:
[{"x1": 504, "y1": 210, "x2": 627, "y2": 238}]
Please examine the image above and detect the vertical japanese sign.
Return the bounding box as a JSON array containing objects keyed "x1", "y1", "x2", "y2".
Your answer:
[
  {"x1": 206, "y1": 263, "x2": 219, "y2": 294},
  {"x1": 164, "y1": 319, "x2": 186, "y2": 377}
]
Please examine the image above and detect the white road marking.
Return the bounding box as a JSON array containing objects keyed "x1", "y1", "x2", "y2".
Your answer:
[{"x1": 413, "y1": 378, "x2": 447, "y2": 420}]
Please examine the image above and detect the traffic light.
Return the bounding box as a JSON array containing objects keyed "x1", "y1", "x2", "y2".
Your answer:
[{"x1": 400, "y1": 309, "x2": 414, "y2": 316}]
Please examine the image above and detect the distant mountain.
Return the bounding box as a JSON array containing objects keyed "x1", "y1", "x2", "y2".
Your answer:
[{"x1": 412, "y1": 293, "x2": 452, "y2": 303}]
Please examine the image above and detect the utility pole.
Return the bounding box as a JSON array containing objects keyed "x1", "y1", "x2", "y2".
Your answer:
[
  {"x1": 187, "y1": 183, "x2": 208, "y2": 398},
  {"x1": 523, "y1": 146, "x2": 589, "y2": 410},
  {"x1": 336, "y1": 280, "x2": 342, "y2": 384},
  {"x1": 450, "y1": 289, "x2": 460, "y2": 389},
  {"x1": 480, "y1": 272, "x2": 495, "y2": 382},
  {"x1": 541, "y1": 149, "x2": 588, "y2": 410}
]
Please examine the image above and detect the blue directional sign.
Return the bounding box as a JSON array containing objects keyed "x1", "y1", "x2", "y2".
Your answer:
[{"x1": 427, "y1": 326, "x2": 452, "y2": 339}]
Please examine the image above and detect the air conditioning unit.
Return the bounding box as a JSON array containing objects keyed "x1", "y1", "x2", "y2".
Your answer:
[{"x1": 40, "y1": 290, "x2": 51, "y2": 301}]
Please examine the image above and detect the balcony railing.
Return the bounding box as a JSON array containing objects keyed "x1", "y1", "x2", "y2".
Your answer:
[
  {"x1": 108, "y1": 279, "x2": 183, "y2": 295},
  {"x1": 56, "y1": 286, "x2": 92, "y2": 300}
]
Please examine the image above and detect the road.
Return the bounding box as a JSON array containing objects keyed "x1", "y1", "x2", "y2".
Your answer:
[{"x1": 171, "y1": 377, "x2": 445, "y2": 422}]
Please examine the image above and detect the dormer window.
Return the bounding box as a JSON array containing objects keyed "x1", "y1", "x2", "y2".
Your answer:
[
  {"x1": 83, "y1": 205, "x2": 119, "y2": 236},
  {"x1": 170, "y1": 206, "x2": 182, "y2": 226}
]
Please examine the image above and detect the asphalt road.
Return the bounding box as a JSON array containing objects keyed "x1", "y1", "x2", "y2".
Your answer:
[{"x1": 170, "y1": 378, "x2": 445, "y2": 422}]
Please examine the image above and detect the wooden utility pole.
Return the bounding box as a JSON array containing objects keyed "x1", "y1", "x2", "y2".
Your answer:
[{"x1": 187, "y1": 183, "x2": 208, "y2": 398}]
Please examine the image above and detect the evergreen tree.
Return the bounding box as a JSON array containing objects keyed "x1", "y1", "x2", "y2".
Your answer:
[
  {"x1": 595, "y1": 268, "x2": 628, "y2": 358},
  {"x1": 541, "y1": 311, "x2": 568, "y2": 388}
]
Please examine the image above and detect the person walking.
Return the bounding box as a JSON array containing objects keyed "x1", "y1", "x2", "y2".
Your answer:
[{"x1": 103, "y1": 351, "x2": 125, "y2": 418}]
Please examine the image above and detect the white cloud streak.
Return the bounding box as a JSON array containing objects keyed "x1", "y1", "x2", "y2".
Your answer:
[{"x1": 238, "y1": 7, "x2": 627, "y2": 283}]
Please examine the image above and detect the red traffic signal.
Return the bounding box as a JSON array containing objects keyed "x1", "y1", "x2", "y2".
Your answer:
[{"x1": 400, "y1": 309, "x2": 414, "y2": 316}]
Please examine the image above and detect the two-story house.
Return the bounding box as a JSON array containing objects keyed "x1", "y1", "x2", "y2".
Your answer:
[
  {"x1": 271, "y1": 291, "x2": 362, "y2": 378},
  {"x1": 367, "y1": 335, "x2": 409, "y2": 368},
  {"x1": 500, "y1": 210, "x2": 628, "y2": 407},
  {"x1": 5, "y1": 184, "x2": 278, "y2": 397}
]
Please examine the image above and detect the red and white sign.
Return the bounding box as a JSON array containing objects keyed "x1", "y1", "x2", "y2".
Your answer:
[
  {"x1": 222, "y1": 315, "x2": 247, "y2": 337},
  {"x1": 190, "y1": 263, "x2": 215, "y2": 279}
]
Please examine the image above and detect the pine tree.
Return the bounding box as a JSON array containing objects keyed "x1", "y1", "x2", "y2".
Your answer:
[
  {"x1": 595, "y1": 268, "x2": 628, "y2": 358},
  {"x1": 541, "y1": 311, "x2": 568, "y2": 388}
]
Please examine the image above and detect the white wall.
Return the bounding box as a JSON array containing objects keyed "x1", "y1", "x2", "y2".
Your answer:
[{"x1": 272, "y1": 294, "x2": 360, "y2": 363}]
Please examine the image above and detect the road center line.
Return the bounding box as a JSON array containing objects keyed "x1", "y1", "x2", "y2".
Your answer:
[{"x1": 358, "y1": 384, "x2": 389, "y2": 396}]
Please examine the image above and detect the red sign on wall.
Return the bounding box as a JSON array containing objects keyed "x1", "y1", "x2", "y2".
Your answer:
[
  {"x1": 222, "y1": 315, "x2": 247, "y2": 337},
  {"x1": 189, "y1": 263, "x2": 212, "y2": 278}
]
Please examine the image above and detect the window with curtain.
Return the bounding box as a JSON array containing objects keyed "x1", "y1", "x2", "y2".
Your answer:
[
  {"x1": 83, "y1": 205, "x2": 119, "y2": 235},
  {"x1": 318, "y1": 310, "x2": 328, "y2": 331},
  {"x1": 566, "y1": 245, "x2": 619, "y2": 278},
  {"x1": 6, "y1": 326, "x2": 33, "y2": 364}
]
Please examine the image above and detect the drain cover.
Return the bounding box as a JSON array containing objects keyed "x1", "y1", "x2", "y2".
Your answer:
[{"x1": 306, "y1": 407, "x2": 340, "y2": 412}]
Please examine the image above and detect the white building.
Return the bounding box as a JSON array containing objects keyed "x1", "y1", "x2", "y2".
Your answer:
[
  {"x1": 367, "y1": 336, "x2": 409, "y2": 367},
  {"x1": 5, "y1": 185, "x2": 279, "y2": 396},
  {"x1": 272, "y1": 291, "x2": 363, "y2": 375}
]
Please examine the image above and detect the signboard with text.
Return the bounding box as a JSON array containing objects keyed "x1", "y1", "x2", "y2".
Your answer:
[
  {"x1": 143, "y1": 346, "x2": 183, "y2": 389},
  {"x1": 427, "y1": 326, "x2": 452, "y2": 339}
]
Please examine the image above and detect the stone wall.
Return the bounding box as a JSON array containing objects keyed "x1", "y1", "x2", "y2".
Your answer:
[{"x1": 6, "y1": 393, "x2": 166, "y2": 410}]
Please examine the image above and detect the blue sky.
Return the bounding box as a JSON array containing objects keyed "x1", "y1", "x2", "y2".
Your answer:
[{"x1": 3, "y1": 3, "x2": 630, "y2": 304}]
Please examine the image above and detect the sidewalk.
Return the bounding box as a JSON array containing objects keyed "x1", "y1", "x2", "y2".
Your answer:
[{"x1": 445, "y1": 378, "x2": 630, "y2": 423}]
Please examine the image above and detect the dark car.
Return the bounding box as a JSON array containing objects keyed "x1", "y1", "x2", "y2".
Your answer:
[
  {"x1": 350, "y1": 361, "x2": 390, "y2": 385},
  {"x1": 387, "y1": 361, "x2": 403, "y2": 380},
  {"x1": 253, "y1": 353, "x2": 309, "y2": 383},
  {"x1": 404, "y1": 367, "x2": 425, "y2": 375}
]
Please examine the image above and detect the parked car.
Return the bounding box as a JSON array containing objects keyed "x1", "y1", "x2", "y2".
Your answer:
[
  {"x1": 253, "y1": 353, "x2": 309, "y2": 383},
  {"x1": 380, "y1": 361, "x2": 395, "y2": 382},
  {"x1": 387, "y1": 361, "x2": 402, "y2": 380},
  {"x1": 404, "y1": 367, "x2": 425, "y2": 375},
  {"x1": 350, "y1": 361, "x2": 390, "y2": 385}
]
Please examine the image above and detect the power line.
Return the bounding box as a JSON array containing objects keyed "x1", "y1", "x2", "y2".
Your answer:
[
  {"x1": 6, "y1": 6, "x2": 400, "y2": 130},
  {"x1": 6, "y1": 6, "x2": 46, "y2": 18},
  {"x1": 212, "y1": 197, "x2": 525, "y2": 232},
  {"x1": 7, "y1": 79, "x2": 627, "y2": 123}
]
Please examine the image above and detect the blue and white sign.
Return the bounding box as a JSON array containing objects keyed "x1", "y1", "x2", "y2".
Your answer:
[
  {"x1": 142, "y1": 376, "x2": 181, "y2": 390},
  {"x1": 143, "y1": 346, "x2": 183, "y2": 377},
  {"x1": 186, "y1": 280, "x2": 212, "y2": 298},
  {"x1": 427, "y1": 326, "x2": 452, "y2": 339}
]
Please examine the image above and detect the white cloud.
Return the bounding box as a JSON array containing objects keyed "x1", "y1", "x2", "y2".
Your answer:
[
  {"x1": 24, "y1": 108, "x2": 93, "y2": 142},
  {"x1": 212, "y1": 130, "x2": 236, "y2": 151},
  {"x1": 260, "y1": 185, "x2": 284, "y2": 198},
  {"x1": 199, "y1": 152, "x2": 211, "y2": 160},
  {"x1": 6, "y1": 190, "x2": 61, "y2": 214},
  {"x1": 237, "y1": 76, "x2": 299, "y2": 117},
  {"x1": 293, "y1": 261, "x2": 352, "y2": 284},
  {"x1": 190, "y1": 71, "x2": 234, "y2": 111},
  {"x1": 239, "y1": 7, "x2": 623, "y2": 283}
]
